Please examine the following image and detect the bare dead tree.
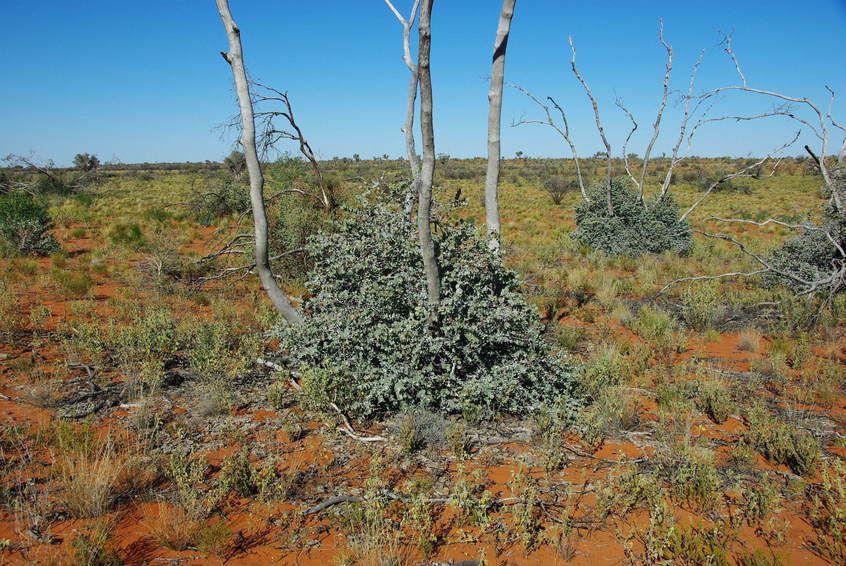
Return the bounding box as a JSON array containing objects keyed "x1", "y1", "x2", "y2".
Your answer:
[
  {"x1": 484, "y1": 0, "x2": 517, "y2": 253},
  {"x1": 251, "y1": 82, "x2": 333, "y2": 212},
  {"x1": 416, "y1": 0, "x2": 441, "y2": 311},
  {"x1": 653, "y1": 40, "x2": 845, "y2": 301},
  {"x1": 216, "y1": 0, "x2": 303, "y2": 325},
  {"x1": 384, "y1": 0, "x2": 422, "y2": 215}
]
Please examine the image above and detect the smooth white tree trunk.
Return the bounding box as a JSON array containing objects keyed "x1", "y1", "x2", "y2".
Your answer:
[
  {"x1": 216, "y1": 0, "x2": 303, "y2": 325},
  {"x1": 484, "y1": 0, "x2": 516, "y2": 254}
]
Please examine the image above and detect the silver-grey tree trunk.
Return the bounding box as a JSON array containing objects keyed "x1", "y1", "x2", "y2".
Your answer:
[
  {"x1": 417, "y1": 0, "x2": 441, "y2": 310},
  {"x1": 484, "y1": 0, "x2": 516, "y2": 254},
  {"x1": 216, "y1": 0, "x2": 303, "y2": 325}
]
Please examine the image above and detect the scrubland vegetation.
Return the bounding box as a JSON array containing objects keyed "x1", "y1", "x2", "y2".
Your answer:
[{"x1": 0, "y1": 152, "x2": 844, "y2": 565}]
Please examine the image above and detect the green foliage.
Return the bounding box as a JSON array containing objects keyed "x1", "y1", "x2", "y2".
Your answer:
[
  {"x1": 392, "y1": 407, "x2": 446, "y2": 454},
  {"x1": 0, "y1": 191, "x2": 60, "y2": 255},
  {"x1": 573, "y1": 178, "x2": 692, "y2": 256},
  {"x1": 807, "y1": 460, "x2": 846, "y2": 563},
  {"x1": 744, "y1": 406, "x2": 820, "y2": 476},
  {"x1": 543, "y1": 175, "x2": 576, "y2": 205},
  {"x1": 695, "y1": 380, "x2": 734, "y2": 424},
  {"x1": 274, "y1": 188, "x2": 580, "y2": 419},
  {"x1": 765, "y1": 204, "x2": 846, "y2": 295},
  {"x1": 51, "y1": 269, "x2": 94, "y2": 296},
  {"x1": 73, "y1": 153, "x2": 101, "y2": 172},
  {"x1": 69, "y1": 522, "x2": 122, "y2": 566},
  {"x1": 222, "y1": 150, "x2": 245, "y2": 177},
  {"x1": 108, "y1": 222, "x2": 146, "y2": 249},
  {"x1": 190, "y1": 178, "x2": 249, "y2": 226}
]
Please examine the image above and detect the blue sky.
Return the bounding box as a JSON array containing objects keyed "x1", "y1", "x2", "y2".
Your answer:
[{"x1": 3, "y1": 0, "x2": 845, "y2": 165}]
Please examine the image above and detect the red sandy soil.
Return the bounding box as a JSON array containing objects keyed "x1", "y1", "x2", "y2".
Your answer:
[{"x1": 0, "y1": 224, "x2": 843, "y2": 566}]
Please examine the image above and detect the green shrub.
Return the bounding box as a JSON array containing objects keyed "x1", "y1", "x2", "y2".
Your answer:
[
  {"x1": 274, "y1": 188, "x2": 581, "y2": 419},
  {"x1": 745, "y1": 406, "x2": 820, "y2": 476},
  {"x1": 0, "y1": 192, "x2": 60, "y2": 255},
  {"x1": 108, "y1": 222, "x2": 146, "y2": 249},
  {"x1": 764, "y1": 204, "x2": 845, "y2": 295},
  {"x1": 190, "y1": 178, "x2": 249, "y2": 226},
  {"x1": 573, "y1": 178, "x2": 692, "y2": 256},
  {"x1": 51, "y1": 269, "x2": 94, "y2": 296}
]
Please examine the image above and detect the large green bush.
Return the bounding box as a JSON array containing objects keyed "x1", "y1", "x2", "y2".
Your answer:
[
  {"x1": 572, "y1": 178, "x2": 692, "y2": 256},
  {"x1": 0, "y1": 191, "x2": 60, "y2": 256},
  {"x1": 272, "y1": 188, "x2": 580, "y2": 420},
  {"x1": 765, "y1": 204, "x2": 846, "y2": 295}
]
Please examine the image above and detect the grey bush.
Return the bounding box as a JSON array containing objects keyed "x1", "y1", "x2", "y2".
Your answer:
[
  {"x1": 272, "y1": 186, "x2": 581, "y2": 420},
  {"x1": 572, "y1": 177, "x2": 692, "y2": 256},
  {"x1": 764, "y1": 204, "x2": 846, "y2": 295}
]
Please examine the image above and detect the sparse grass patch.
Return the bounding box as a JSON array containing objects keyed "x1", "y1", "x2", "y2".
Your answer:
[
  {"x1": 52, "y1": 436, "x2": 128, "y2": 518},
  {"x1": 51, "y1": 268, "x2": 94, "y2": 296}
]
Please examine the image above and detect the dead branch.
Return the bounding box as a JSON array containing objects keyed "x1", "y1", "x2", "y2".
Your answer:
[
  {"x1": 655, "y1": 223, "x2": 845, "y2": 297},
  {"x1": 252, "y1": 83, "x2": 332, "y2": 212},
  {"x1": 658, "y1": 49, "x2": 705, "y2": 200},
  {"x1": 568, "y1": 36, "x2": 612, "y2": 213},
  {"x1": 680, "y1": 130, "x2": 800, "y2": 221},
  {"x1": 638, "y1": 19, "x2": 674, "y2": 202},
  {"x1": 616, "y1": 97, "x2": 640, "y2": 190},
  {"x1": 510, "y1": 85, "x2": 587, "y2": 200}
]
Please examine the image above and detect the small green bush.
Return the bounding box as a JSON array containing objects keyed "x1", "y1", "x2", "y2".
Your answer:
[
  {"x1": 572, "y1": 178, "x2": 692, "y2": 256},
  {"x1": 0, "y1": 192, "x2": 60, "y2": 256},
  {"x1": 108, "y1": 222, "x2": 146, "y2": 249},
  {"x1": 274, "y1": 187, "x2": 581, "y2": 420},
  {"x1": 190, "y1": 178, "x2": 249, "y2": 226}
]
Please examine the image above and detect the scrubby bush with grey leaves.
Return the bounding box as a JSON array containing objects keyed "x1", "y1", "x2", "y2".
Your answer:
[
  {"x1": 272, "y1": 187, "x2": 581, "y2": 420},
  {"x1": 572, "y1": 177, "x2": 692, "y2": 256},
  {"x1": 0, "y1": 191, "x2": 60, "y2": 256},
  {"x1": 764, "y1": 204, "x2": 846, "y2": 295}
]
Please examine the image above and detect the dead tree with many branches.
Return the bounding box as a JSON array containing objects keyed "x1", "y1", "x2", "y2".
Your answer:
[{"x1": 514, "y1": 21, "x2": 845, "y2": 299}]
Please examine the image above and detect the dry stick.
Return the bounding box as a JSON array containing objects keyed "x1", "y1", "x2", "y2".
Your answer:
[
  {"x1": 304, "y1": 491, "x2": 586, "y2": 517},
  {"x1": 680, "y1": 130, "x2": 800, "y2": 221},
  {"x1": 569, "y1": 36, "x2": 612, "y2": 213},
  {"x1": 824, "y1": 86, "x2": 846, "y2": 165},
  {"x1": 509, "y1": 85, "x2": 588, "y2": 200},
  {"x1": 721, "y1": 33, "x2": 747, "y2": 87},
  {"x1": 484, "y1": 0, "x2": 517, "y2": 253},
  {"x1": 616, "y1": 98, "x2": 639, "y2": 190},
  {"x1": 655, "y1": 224, "x2": 843, "y2": 297},
  {"x1": 216, "y1": 0, "x2": 303, "y2": 325},
  {"x1": 255, "y1": 359, "x2": 388, "y2": 443},
  {"x1": 195, "y1": 249, "x2": 306, "y2": 284}
]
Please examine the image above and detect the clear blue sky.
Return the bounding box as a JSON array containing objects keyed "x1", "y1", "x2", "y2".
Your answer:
[{"x1": 3, "y1": 1, "x2": 845, "y2": 165}]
